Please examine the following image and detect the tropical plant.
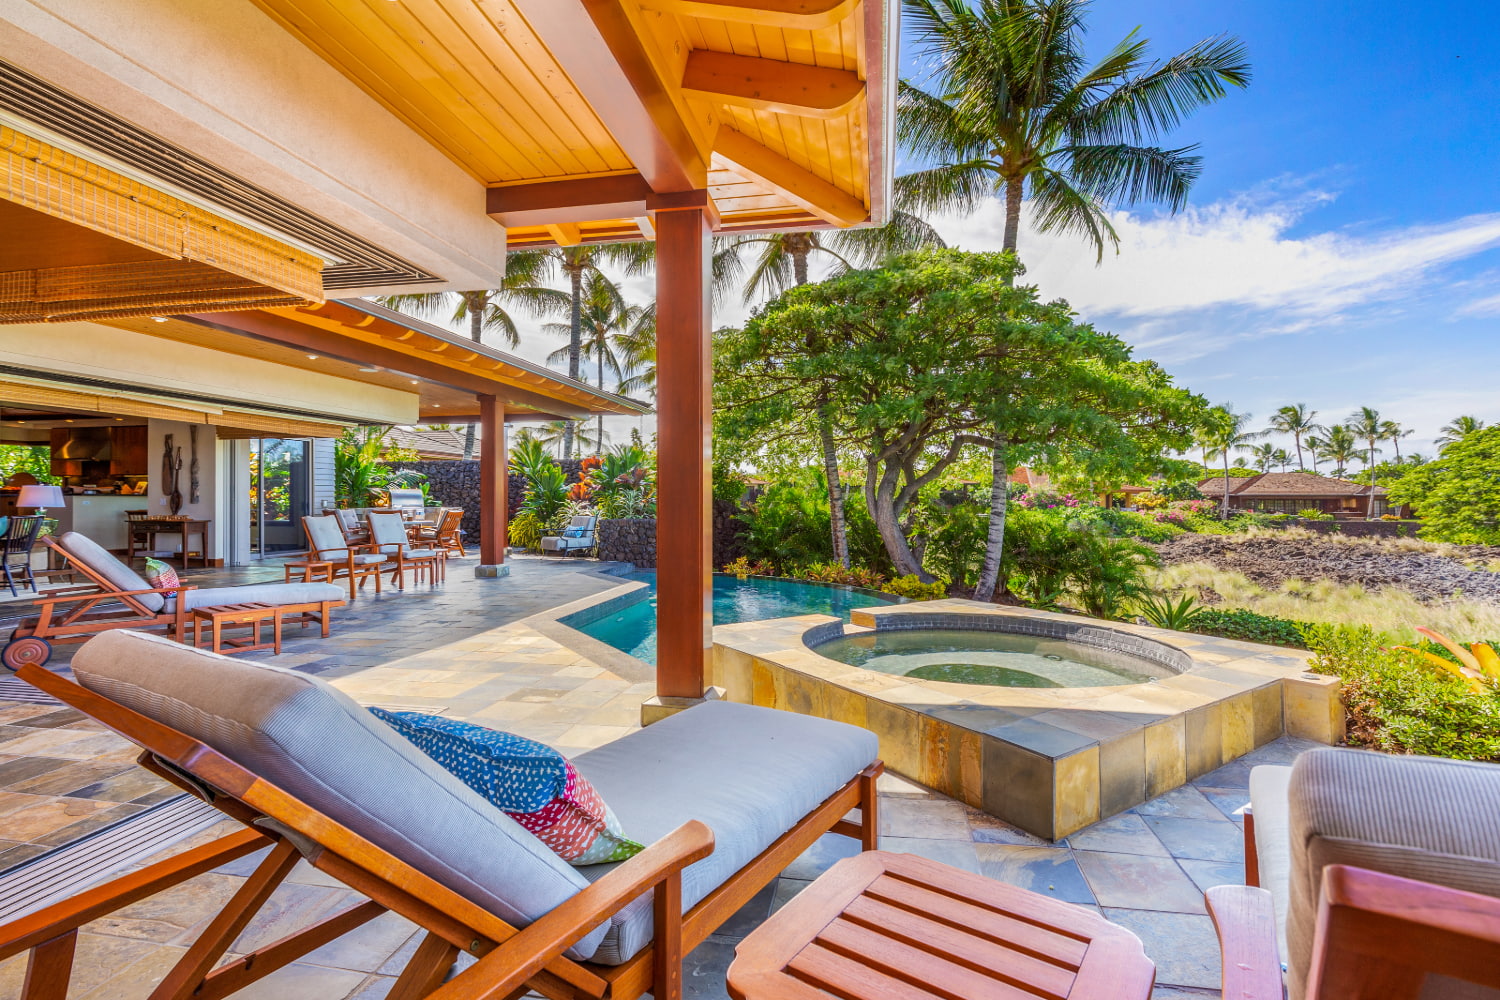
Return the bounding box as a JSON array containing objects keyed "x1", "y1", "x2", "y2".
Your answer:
[
  {"x1": 1298, "y1": 508, "x2": 1334, "y2": 521},
  {"x1": 1317, "y1": 424, "x2": 1360, "y2": 478},
  {"x1": 1200, "y1": 407, "x2": 1260, "y2": 517},
  {"x1": 881, "y1": 575, "x2": 949, "y2": 601},
  {"x1": 508, "y1": 436, "x2": 554, "y2": 481},
  {"x1": 543, "y1": 272, "x2": 653, "y2": 448},
  {"x1": 1247, "y1": 442, "x2": 1277, "y2": 473},
  {"x1": 0, "y1": 445, "x2": 58, "y2": 485},
  {"x1": 1073, "y1": 535, "x2": 1158, "y2": 620},
  {"x1": 1380, "y1": 420, "x2": 1410, "y2": 462},
  {"x1": 1266, "y1": 404, "x2": 1322, "y2": 471},
  {"x1": 1271, "y1": 448, "x2": 1291, "y2": 472},
  {"x1": 1437, "y1": 415, "x2": 1487, "y2": 449},
  {"x1": 1344, "y1": 407, "x2": 1386, "y2": 518},
  {"x1": 1393, "y1": 628, "x2": 1500, "y2": 693},
  {"x1": 1388, "y1": 427, "x2": 1500, "y2": 544},
  {"x1": 1191, "y1": 608, "x2": 1310, "y2": 647},
  {"x1": 507, "y1": 510, "x2": 544, "y2": 550},
  {"x1": 518, "y1": 462, "x2": 570, "y2": 528},
  {"x1": 333, "y1": 426, "x2": 427, "y2": 507},
  {"x1": 896, "y1": 0, "x2": 1248, "y2": 599},
  {"x1": 534, "y1": 420, "x2": 600, "y2": 456},
  {"x1": 378, "y1": 250, "x2": 565, "y2": 459},
  {"x1": 1135, "y1": 592, "x2": 1206, "y2": 631}
]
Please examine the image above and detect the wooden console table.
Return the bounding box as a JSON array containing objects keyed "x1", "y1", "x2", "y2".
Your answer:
[
  {"x1": 727, "y1": 851, "x2": 1155, "y2": 1000},
  {"x1": 127, "y1": 517, "x2": 212, "y2": 569}
]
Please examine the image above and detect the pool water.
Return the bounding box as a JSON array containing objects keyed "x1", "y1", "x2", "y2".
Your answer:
[
  {"x1": 813, "y1": 628, "x2": 1173, "y2": 687},
  {"x1": 573, "y1": 573, "x2": 894, "y2": 664}
]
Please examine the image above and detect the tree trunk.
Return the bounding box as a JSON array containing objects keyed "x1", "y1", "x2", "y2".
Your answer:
[
  {"x1": 872, "y1": 478, "x2": 925, "y2": 578},
  {"x1": 1293, "y1": 433, "x2": 1303, "y2": 472},
  {"x1": 792, "y1": 248, "x2": 809, "y2": 286},
  {"x1": 1367, "y1": 442, "x2": 1378, "y2": 519},
  {"x1": 1222, "y1": 451, "x2": 1231, "y2": 519},
  {"x1": 972, "y1": 437, "x2": 1009, "y2": 602},
  {"x1": 1002, "y1": 176, "x2": 1024, "y2": 253},
  {"x1": 817, "y1": 389, "x2": 849, "y2": 568},
  {"x1": 596, "y1": 323, "x2": 606, "y2": 454},
  {"x1": 563, "y1": 268, "x2": 583, "y2": 459}
]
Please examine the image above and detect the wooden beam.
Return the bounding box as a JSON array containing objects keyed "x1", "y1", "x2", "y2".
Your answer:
[
  {"x1": 479, "y1": 395, "x2": 508, "y2": 573},
  {"x1": 713, "y1": 128, "x2": 867, "y2": 227},
  {"x1": 636, "y1": 0, "x2": 855, "y2": 30},
  {"x1": 652, "y1": 202, "x2": 712, "y2": 701},
  {"x1": 486, "y1": 174, "x2": 651, "y2": 228},
  {"x1": 513, "y1": 0, "x2": 708, "y2": 192},
  {"x1": 544, "y1": 223, "x2": 585, "y2": 246},
  {"x1": 681, "y1": 51, "x2": 864, "y2": 119}
]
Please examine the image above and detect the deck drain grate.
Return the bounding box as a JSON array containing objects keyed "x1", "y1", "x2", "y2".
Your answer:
[{"x1": 0, "y1": 794, "x2": 224, "y2": 923}]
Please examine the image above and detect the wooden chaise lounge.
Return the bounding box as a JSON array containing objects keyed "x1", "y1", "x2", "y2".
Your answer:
[
  {"x1": 0, "y1": 630, "x2": 881, "y2": 1000},
  {"x1": 1, "y1": 533, "x2": 345, "y2": 669}
]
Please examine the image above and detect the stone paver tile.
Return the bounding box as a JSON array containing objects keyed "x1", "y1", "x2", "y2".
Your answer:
[
  {"x1": 0, "y1": 727, "x2": 104, "y2": 757},
  {"x1": 348, "y1": 975, "x2": 398, "y2": 999},
  {"x1": 683, "y1": 937, "x2": 736, "y2": 1000},
  {"x1": 1192, "y1": 759, "x2": 1256, "y2": 790},
  {"x1": 1104, "y1": 909, "x2": 1221, "y2": 990},
  {"x1": 12, "y1": 761, "x2": 138, "y2": 797},
  {"x1": 0, "y1": 794, "x2": 121, "y2": 841},
  {"x1": 1152, "y1": 987, "x2": 1222, "y2": 999},
  {"x1": 880, "y1": 836, "x2": 982, "y2": 873},
  {"x1": 1177, "y1": 858, "x2": 1245, "y2": 895},
  {"x1": 95, "y1": 873, "x2": 249, "y2": 943},
  {"x1": 0, "y1": 705, "x2": 63, "y2": 725},
  {"x1": 966, "y1": 808, "x2": 1051, "y2": 846},
  {"x1": 1197, "y1": 786, "x2": 1250, "y2": 823},
  {"x1": 303, "y1": 911, "x2": 420, "y2": 972},
  {"x1": 0, "y1": 755, "x2": 72, "y2": 787},
  {"x1": 770, "y1": 876, "x2": 812, "y2": 914},
  {"x1": 975, "y1": 844, "x2": 1095, "y2": 905},
  {"x1": 0, "y1": 931, "x2": 160, "y2": 996},
  {"x1": 0, "y1": 843, "x2": 49, "y2": 871},
  {"x1": 1132, "y1": 785, "x2": 1225, "y2": 822},
  {"x1": 35, "y1": 801, "x2": 145, "y2": 847},
  {"x1": 1066, "y1": 812, "x2": 1170, "y2": 857},
  {"x1": 73, "y1": 942, "x2": 191, "y2": 1000},
  {"x1": 879, "y1": 797, "x2": 972, "y2": 841},
  {"x1": 874, "y1": 772, "x2": 931, "y2": 798},
  {"x1": 557, "y1": 724, "x2": 632, "y2": 750},
  {"x1": 12, "y1": 708, "x2": 89, "y2": 729},
  {"x1": 1074, "y1": 851, "x2": 1206, "y2": 914},
  {"x1": 782, "y1": 833, "x2": 861, "y2": 881},
  {"x1": 219, "y1": 961, "x2": 371, "y2": 1000},
  {"x1": 709, "y1": 881, "x2": 778, "y2": 942},
  {"x1": 230, "y1": 884, "x2": 357, "y2": 954},
  {"x1": 1142, "y1": 816, "x2": 1243, "y2": 864}
]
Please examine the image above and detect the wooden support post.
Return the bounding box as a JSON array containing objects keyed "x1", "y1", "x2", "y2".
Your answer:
[
  {"x1": 648, "y1": 200, "x2": 713, "y2": 715},
  {"x1": 477, "y1": 395, "x2": 510, "y2": 578}
]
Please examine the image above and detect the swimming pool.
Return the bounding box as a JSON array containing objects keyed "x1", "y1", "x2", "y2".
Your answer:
[{"x1": 564, "y1": 572, "x2": 895, "y2": 664}]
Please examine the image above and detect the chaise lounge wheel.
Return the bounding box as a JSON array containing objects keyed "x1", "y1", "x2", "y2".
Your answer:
[{"x1": 2, "y1": 636, "x2": 50, "y2": 671}]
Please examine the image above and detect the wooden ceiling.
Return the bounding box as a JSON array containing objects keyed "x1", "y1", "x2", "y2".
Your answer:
[{"x1": 250, "y1": 0, "x2": 890, "y2": 249}]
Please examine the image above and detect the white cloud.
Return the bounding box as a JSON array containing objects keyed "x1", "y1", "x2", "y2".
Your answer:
[
  {"x1": 1456, "y1": 291, "x2": 1500, "y2": 317},
  {"x1": 927, "y1": 192, "x2": 1500, "y2": 321}
]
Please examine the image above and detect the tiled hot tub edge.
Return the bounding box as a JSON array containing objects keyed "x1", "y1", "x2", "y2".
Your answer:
[{"x1": 711, "y1": 599, "x2": 1342, "y2": 840}]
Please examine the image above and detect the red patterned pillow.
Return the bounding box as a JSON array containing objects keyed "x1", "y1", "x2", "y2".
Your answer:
[{"x1": 142, "y1": 557, "x2": 180, "y2": 598}]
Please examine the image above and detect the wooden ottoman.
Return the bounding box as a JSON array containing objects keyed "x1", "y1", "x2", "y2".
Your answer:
[
  {"x1": 728, "y1": 851, "x2": 1154, "y2": 1000},
  {"x1": 190, "y1": 603, "x2": 284, "y2": 656}
]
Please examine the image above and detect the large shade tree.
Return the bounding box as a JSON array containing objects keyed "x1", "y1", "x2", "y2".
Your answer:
[
  {"x1": 897, "y1": 0, "x2": 1250, "y2": 599},
  {"x1": 716, "y1": 250, "x2": 1206, "y2": 581},
  {"x1": 378, "y1": 250, "x2": 564, "y2": 459}
]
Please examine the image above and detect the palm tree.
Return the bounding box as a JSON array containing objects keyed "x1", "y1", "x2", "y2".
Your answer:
[
  {"x1": 1436, "y1": 415, "x2": 1486, "y2": 448},
  {"x1": 611, "y1": 304, "x2": 657, "y2": 399},
  {"x1": 1248, "y1": 442, "x2": 1277, "y2": 473},
  {"x1": 1201, "y1": 407, "x2": 1259, "y2": 518},
  {"x1": 900, "y1": 0, "x2": 1249, "y2": 600},
  {"x1": 1318, "y1": 425, "x2": 1360, "y2": 479},
  {"x1": 378, "y1": 250, "x2": 564, "y2": 459},
  {"x1": 1272, "y1": 448, "x2": 1291, "y2": 472},
  {"x1": 534, "y1": 419, "x2": 600, "y2": 457},
  {"x1": 1345, "y1": 407, "x2": 1385, "y2": 518},
  {"x1": 543, "y1": 273, "x2": 652, "y2": 451},
  {"x1": 1266, "y1": 404, "x2": 1322, "y2": 471},
  {"x1": 1303, "y1": 434, "x2": 1326, "y2": 473},
  {"x1": 1380, "y1": 420, "x2": 1410, "y2": 462}
]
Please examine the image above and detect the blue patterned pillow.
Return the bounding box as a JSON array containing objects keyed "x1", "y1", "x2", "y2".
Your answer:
[{"x1": 370, "y1": 709, "x2": 643, "y2": 865}]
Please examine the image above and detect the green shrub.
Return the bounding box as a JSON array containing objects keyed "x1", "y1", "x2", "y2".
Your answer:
[
  {"x1": 918, "y1": 500, "x2": 988, "y2": 588},
  {"x1": 1297, "y1": 508, "x2": 1335, "y2": 521},
  {"x1": 507, "y1": 510, "x2": 543, "y2": 550},
  {"x1": 1189, "y1": 608, "x2": 1311, "y2": 647},
  {"x1": 1002, "y1": 508, "x2": 1157, "y2": 619},
  {"x1": 1157, "y1": 481, "x2": 1206, "y2": 501},
  {"x1": 743, "y1": 479, "x2": 832, "y2": 572},
  {"x1": 1305, "y1": 623, "x2": 1500, "y2": 760},
  {"x1": 1088, "y1": 508, "x2": 1183, "y2": 542},
  {"x1": 519, "y1": 463, "x2": 569, "y2": 526},
  {"x1": 882, "y1": 575, "x2": 948, "y2": 601},
  {"x1": 1134, "y1": 592, "x2": 1206, "y2": 630}
]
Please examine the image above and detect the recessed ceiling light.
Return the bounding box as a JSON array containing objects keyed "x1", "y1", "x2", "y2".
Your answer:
[
  {"x1": 410, "y1": 380, "x2": 419, "y2": 385},
  {"x1": 358, "y1": 367, "x2": 380, "y2": 373},
  {"x1": 65, "y1": 419, "x2": 74, "y2": 423},
  {"x1": 150, "y1": 317, "x2": 167, "y2": 323},
  {"x1": 307, "y1": 354, "x2": 319, "y2": 360}
]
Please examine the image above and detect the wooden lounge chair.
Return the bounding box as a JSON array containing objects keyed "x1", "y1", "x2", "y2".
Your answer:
[
  {"x1": 418, "y1": 507, "x2": 466, "y2": 557},
  {"x1": 1207, "y1": 747, "x2": 1500, "y2": 998},
  {"x1": 368, "y1": 512, "x2": 445, "y2": 587},
  {"x1": 303, "y1": 515, "x2": 389, "y2": 601},
  {"x1": 1, "y1": 532, "x2": 346, "y2": 669},
  {"x1": 0, "y1": 631, "x2": 882, "y2": 1000}
]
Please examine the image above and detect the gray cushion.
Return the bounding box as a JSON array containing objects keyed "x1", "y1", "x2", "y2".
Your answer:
[
  {"x1": 60, "y1": 531, "x2": 162, "y2": 612},
  {"x1": 571, "y1": 700, "x2": 878, "y2": 965},
  {"x1": 1287, "y1": 748, "x2": 1500, "y2": 1000},
  {"x1": 70, "y1": 631, "x2": 606, "y2": 959},
  {"x1": 403, "y1": 549, "x2": 441, "y2": 559},
  {"x1": 172, "y1": 581, "x2": 346, "y2": 613},
  {"x1": 1248, "y1": 765, "x2": 1292, "y2": 962}
]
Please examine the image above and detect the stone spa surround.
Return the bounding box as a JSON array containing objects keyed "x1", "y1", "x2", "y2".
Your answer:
[{"x1": 712, "y1": 600, "x2": 1342, "y2": 840}]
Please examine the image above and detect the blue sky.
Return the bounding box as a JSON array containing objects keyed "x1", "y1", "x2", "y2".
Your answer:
[{"x1": 898, "y1": 0, "x2": 1500, "y2": 462}]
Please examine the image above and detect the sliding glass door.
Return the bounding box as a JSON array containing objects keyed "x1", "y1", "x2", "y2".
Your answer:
[{"x1": 248, "y1": 438, "x2": 312, "y2": 556}]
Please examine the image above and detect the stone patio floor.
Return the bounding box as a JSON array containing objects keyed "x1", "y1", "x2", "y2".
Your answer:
[{"x1": 0, "y1": 554, "x2": 1321, "y2": 999}]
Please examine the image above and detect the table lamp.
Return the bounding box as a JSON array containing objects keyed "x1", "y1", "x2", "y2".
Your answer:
[{"x1": 17, "y1": 484, "x2": 65, "y2": 515}]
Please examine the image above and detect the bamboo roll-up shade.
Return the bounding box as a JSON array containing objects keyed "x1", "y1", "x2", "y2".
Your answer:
[
  {"x1": 211, "y1": 412, "x2": 346, "y2": 438},
  {"x1": 0, "y1": 126, "x2": 324, "y2": 322},
  {"x1": 0, "y1": 380, "x2": 218, "y2": 423}
]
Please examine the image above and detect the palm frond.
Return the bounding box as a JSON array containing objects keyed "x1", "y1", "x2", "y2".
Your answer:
[
  {"x1": 1027, "y1": 167, "x2": 1119, "y2": 261},
  {"x1": 1062, "y1": 143, "x2": 1202, "y2": 212}
]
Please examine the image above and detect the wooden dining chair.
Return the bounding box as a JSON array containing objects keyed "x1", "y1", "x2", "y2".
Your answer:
[
  {"x1": 367, "y1": 512, "x2": 444, "y2": 588},
  {"x1": 425, "y1": 508, "x2": 466, "y2": 557},
  {"x1": 301, "y1": 515, "x2": 387, "y2": 600}
]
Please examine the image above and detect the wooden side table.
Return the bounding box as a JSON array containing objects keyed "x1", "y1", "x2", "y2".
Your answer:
[
  {"x1": 727, "y1": 851, "x2": 1155, "y2": 1000},
  {"x1": 191, "y1": 603, "x2": 284, "y2": 656},
  {"x1": 283, "y1": 560, "x2": 335, "y2": 584}
]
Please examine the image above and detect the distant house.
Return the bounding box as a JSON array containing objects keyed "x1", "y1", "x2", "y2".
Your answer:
[
  {"x1": 1008, "y1": 466, "x2": 1151, "y2": 508},
  {"x1": 1196, "y1": 472, "x2": 1401, "y2": 518}
]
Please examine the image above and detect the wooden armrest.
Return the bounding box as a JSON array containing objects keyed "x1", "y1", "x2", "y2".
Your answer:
[
  {"x1": 1205, "y1": 885, "x2": 1282, "y2": 1000},
  {"x1": 1307, "y1": 865, "x2": 1500, "y2": 993},
  {"x1": 0, "y1": 829, "x2": 269, "y2": 962},
  {"x1": 428, "y1": 820, "x2": 715, "y2": 1000}
]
